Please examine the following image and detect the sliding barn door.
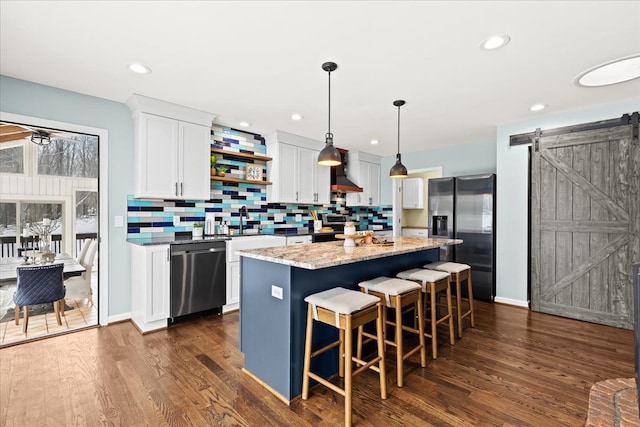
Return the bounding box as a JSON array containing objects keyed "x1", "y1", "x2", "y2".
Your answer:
[{"x1": 530, "y1": 124, "x2": 639, "y2": 329}]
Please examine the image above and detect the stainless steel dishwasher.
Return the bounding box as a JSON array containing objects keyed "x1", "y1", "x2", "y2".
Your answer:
[{"x1": 170, "y1": 240, "x2": 226, "y2": 320}]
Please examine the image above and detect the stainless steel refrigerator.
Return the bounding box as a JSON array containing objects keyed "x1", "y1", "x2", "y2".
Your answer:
[{"x1": 428, "y1": 174, "x2": 496, "y2": 302}]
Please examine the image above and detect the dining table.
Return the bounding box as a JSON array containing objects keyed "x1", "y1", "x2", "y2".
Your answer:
[{"x1": 0, "y1": 253, "x2": 86, "y2": 283}]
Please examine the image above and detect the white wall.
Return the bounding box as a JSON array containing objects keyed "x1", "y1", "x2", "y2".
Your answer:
[
  {"x1": 380, "y1": 138, "x2": 496, "y2": 206},
  {"x1": 496, "y1": 98, "x2": 640, "y2": 306}
]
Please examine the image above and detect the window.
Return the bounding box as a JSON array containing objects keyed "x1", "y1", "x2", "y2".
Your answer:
[
  {"x1": 37, "y1": 134, "x2": 98, "y2": 178},
  {"x1": 0, "y1": 144, "x2": 24, "y2": 174},
  {"x1": 75, "y1": 191, "x2": 98, "y2": 235}
]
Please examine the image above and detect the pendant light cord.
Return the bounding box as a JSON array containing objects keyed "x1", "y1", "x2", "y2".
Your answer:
[
  {"x1": 327, "y1": 69, "x2": 331, "y2": 136},
  {"x1": 397, "y1": 104, "x2": 400, "y2": 154}
]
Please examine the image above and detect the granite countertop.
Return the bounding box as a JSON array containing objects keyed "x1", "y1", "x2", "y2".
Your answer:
[{"x1": 237, "y1": 236, "x2": 462, "y2": 270}]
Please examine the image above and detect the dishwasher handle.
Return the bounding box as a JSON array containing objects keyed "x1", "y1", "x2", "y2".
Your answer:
[{"x1": 171, "y1": 247, "x2": 226, "y2": 256}]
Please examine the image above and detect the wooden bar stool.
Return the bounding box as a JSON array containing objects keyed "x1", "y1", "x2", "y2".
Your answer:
[
  {"x1": 302, "y1": 287, "x2": 387, "y2": 427},
  {"x1": 357, "y1": 277, "x2": 426, "y2": 388},
  {"x1": 396, "y1": 268, "x2": 455, "y2": 359},
  {"x1": 424, "y1": 262, "x2": 474, "y2": 338}
]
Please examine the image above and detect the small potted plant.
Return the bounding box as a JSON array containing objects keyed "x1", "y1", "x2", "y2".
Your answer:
[
  {"x1": 216, "y1": 166, "x2": 227, "y2": 177},
  {"x1": 192, "y1": 223, "x2": 204, "y2": 238},
  {"x1": 210, "y1": 154, "x2": 218, "y2": 176}
]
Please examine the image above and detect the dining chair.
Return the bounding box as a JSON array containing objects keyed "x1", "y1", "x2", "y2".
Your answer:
[
  {"x1": 64, "y1": 239, "x2": 97, "y2": 305},
  {"x1": 14, "y1": 263, "x2": 66, "y2": 333},
  {"x1": 76, "y1": 238, "x2": 92, "y2": 266}
]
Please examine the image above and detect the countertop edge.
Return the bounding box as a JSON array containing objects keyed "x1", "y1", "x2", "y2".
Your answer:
[{"x1": 238, "y1": 238, "x2": 462, "y2": 270}]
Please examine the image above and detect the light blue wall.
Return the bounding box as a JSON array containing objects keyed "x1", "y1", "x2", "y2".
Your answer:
[
  {"x1": 496, "y1": 97, "x2": 640, "y2": 304},
  {"x1": 380, "y1": 138, "x2": 497, "y2": 205},
  {"x1": 0, "y1": 75, "x2": 134, "y2": 316}
]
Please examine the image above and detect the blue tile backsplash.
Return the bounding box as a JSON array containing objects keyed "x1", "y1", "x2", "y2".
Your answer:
[{"x1": 127, "y1": 125, "x2": 392, "y2": 238}]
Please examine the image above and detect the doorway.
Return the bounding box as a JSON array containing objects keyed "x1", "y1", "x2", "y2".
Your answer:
[{"x1": 0, "y1": 116, "x2": 108, "y2": 345}]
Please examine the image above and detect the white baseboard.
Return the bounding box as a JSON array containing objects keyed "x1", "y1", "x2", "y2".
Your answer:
[
  {"x1": 494, "y1": 297, "x2": 529, "y2": 308},
  {"x1": 106, "y1": 312, "x2": 131, "y2": 324}
]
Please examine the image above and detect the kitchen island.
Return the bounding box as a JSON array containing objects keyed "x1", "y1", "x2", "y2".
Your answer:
[{"x1": 237, "y1": 236, "x2": 461, "y2": 402}]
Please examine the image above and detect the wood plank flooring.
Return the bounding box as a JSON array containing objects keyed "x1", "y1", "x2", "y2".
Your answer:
[{"x1": 0, "y1": 301, "x2": 634, "y2": 426}]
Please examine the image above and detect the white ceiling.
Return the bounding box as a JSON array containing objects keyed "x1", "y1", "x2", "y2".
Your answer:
[{"x1": 1, "y1": 1, "x2": 639, "y2": 157}]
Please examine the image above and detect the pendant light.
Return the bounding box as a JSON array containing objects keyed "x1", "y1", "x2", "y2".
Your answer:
[
  {"x1": 317, "y1": 61, "x2": 342, "y2": 166},
  {"x1": 389, "y1": 100, "x2": 408, "y2": 178}
]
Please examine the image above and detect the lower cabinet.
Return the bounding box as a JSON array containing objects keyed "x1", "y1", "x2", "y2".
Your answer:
[
  {"x1": 224, "y1": 235, "x2": 287, "y2": 313},
  {"x1": 401, "y1": 228, "x2": 429, "y2": 237},
  {"x1": 226, "y1": 261, "x2": 241, "y2": 310},
  {"x1": 130, "y1": 244, "x2": 170, "y2": 332}
]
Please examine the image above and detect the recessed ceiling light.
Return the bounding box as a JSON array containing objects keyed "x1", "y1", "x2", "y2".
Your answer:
[
  {"x1": 239, "y1": 121, "x2": 250, "y2": 127},
  {"x1": 290, "y1": 113, "x2": 303, "y2": 121},
  {"x1": 370, "y1": 139, "x2": 379, "y2": 145},
  {"x1": 574, "y1": 54, "x2": 640, "y2": 87},
  {"x1": 530, "y1": 103, "x2": 546, "y2": 112},
  {"x1": 128, "y1": 63, "x2": 151, "y2": 74},
  {"x1": 480, "y1": 34, "x2": 511, "y2": 50}
]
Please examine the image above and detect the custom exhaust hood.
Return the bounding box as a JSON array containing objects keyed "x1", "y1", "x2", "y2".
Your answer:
[{"x1": 330, "y1": 148, "x2": 363, "y2": 193}]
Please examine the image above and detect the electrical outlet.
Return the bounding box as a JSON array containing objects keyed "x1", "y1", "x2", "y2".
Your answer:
[
  {"x1": 271, "y1": 285, "x2": 283, "y2": 300},
  {"x1": 173, "y1": 215, "x2": 180, "y2": 226},
  {"x1": 114, "y1": 215, "x2": 124, "y2": 228}
]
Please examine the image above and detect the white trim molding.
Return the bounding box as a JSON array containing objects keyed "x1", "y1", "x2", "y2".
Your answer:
[
  {"x1": 1, "y1": 111, "x2": 110, "y2": 326},
  {"x1": 494, "y1": 296, "x2": 529, "y2": 308}
]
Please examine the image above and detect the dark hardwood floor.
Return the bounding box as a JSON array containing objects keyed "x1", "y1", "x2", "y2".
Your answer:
[{"x1": 0, "y1": 301, "x2": 634, "y2": 426}]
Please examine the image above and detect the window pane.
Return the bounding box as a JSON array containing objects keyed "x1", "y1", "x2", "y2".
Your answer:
[
  {"x1": 0, "y1": 145, "x2": 24, "y2": 174},
  {"x1": 37, "y1": 134, "x2": 98, "y2": 178},
  {"x1": 76, "y1": 191, "x2": 98, "y2": 235},
  {"x1": 22, "y1": 202, "x2": 63, "y2": 253},
  {"x1": 0, "y1": 202, "x2": 17, "y2": 238}
]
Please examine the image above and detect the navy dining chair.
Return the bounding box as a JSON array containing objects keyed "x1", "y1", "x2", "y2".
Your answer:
[{"x1": 14, "y1": 263, "x2": 66, "y2": 333}]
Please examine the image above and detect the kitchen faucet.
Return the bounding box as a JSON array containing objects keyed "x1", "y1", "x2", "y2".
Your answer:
[{"x1": 239, "y1": 205, "x2": 248, "y2": 235}]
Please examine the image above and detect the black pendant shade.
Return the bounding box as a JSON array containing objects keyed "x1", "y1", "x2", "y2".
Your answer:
[
  {"x1": 317, "y1": 62, "x2": 342, "y2": 166},
  {"x1": 389, "y1": 100, "x2": 408, "y2": 178}
]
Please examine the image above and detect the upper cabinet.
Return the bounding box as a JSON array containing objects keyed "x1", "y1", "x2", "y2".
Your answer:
[
  {"x1": 127, "y1": 94, "x2": 217, "y2": 200},
  {"x1": 265, "y1": 131, "x2": 330, "y2": 205},
  {"x1": 402, "y1": 177, "x2": 424, "y2": 209},
  {"x1": 346, "y1": 151, "x2": 381, "y2": 207}
]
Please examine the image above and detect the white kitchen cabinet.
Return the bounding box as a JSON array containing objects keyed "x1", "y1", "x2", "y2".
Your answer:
[
  {"x1": 346, "y1": 151, "x2": 381, "y2": 207},
  {"x1": 130, "y1": 244, "x2": 170, "y2": 332},
  {"x1": 266, "y1": 131, "x2": 330, "y2": 205},
  {"x1": 402, "y1": 177, "x2": 424, "y2": 209},
  {"x1": 402, "y1": 227, "x2": 429, "y2": 237},
  {"x1": 286, "y1": 235, "x2": 312, "y2": 245},
  {"x1": 127, "y1": 94, "x2": 216, "y2": 200},
  {"x1": 224, "y1": 235, "x2": 287, "y2": 313}
]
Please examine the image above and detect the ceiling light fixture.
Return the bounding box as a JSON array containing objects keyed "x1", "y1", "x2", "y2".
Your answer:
[
  {"x1": 290, "y1": 113, "x2": 303, "y2": 121},
  {"x1": 317, "y1": 62, "x2": 342, "y2": 166},
  {"x1": 574, "y1": 54, "x2": 640, "y2": 87},
  {"x1": 530, "y1": 103, "x2": 546, "y2": 112},
  {"x1": 370, "y1": 139, "x2": 379, "y2": 145},
  {"x1": 239, "y1": 121, "x2": 250, "y2": 127},
  {"x1": 128, "y1": 63, "x2": 151, "y2": 74},
  {"x1": 480, "y1": 34, "x2": 511, "y2": 50},
  {"x1": 389, "y1": 100, "x2": 408, "y2": 179},
  {"x1": 30, "y1": 130, "x2": 51, "y2": 146}
]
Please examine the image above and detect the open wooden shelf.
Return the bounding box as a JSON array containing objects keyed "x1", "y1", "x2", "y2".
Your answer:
[
  {"x1": 211, "y1": 148, "x2": 272, "y2": 162},
  {"x1": 211, "y1": 175, "x2": 272, "y2": 185}
]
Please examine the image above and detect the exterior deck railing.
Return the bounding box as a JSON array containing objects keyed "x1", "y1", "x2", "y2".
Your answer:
[{"x1": 0, "y1": 233, "x2": 97, "y2": 258}]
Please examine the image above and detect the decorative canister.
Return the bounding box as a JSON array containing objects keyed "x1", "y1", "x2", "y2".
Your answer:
[{"x1": 344, "y1": 221, "x2": 356, "y2": 236}]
